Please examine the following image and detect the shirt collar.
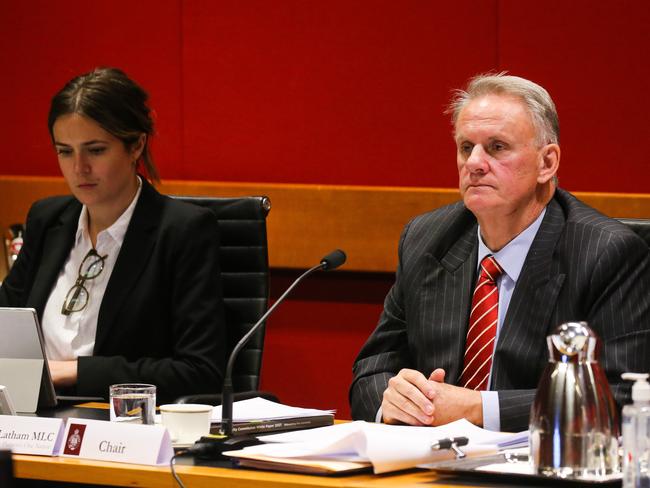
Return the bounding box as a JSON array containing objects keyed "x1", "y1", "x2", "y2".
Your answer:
[
  {"x1": 75, "y1": 176, "x2": 143, "y2": 247},
  {"x1": 476, "y1": 207, "x2": 546, "y2": 283}
]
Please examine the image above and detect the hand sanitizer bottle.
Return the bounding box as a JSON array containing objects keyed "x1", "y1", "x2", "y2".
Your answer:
[{"x1": 622, "y1": 373, "x2": 650, "y2": 488}]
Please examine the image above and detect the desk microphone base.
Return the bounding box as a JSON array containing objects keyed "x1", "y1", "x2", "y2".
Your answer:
[{"x1": 190, "y1": 434, "x2": 262, "y2": 460}]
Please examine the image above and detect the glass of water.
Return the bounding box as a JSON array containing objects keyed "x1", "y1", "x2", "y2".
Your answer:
[{"x1": 109, "y1": 384, "x2": 156, "y2": 425}]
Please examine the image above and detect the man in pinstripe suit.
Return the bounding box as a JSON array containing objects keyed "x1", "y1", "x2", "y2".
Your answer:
[{"x1": 350, "y1": 74, "x2": 650, "y2": 432}]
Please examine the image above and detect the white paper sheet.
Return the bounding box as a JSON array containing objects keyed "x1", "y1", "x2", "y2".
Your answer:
[
  {"x1": 211, "y1": 397, "x2": 335, "y2": 422},
  {"x1": 261, "y1": 418, "x2": 519, "y2": 445},
  {"x1": 230, "y1": 418, "x2": 527, "y2": 474}
]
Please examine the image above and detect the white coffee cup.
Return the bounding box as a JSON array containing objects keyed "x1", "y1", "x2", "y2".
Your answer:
[{"x1": 159, "y1": 403, "x2": 213, "y2": 444}]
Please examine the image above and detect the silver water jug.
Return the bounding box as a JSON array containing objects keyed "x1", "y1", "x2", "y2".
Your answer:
[{"x1": 530, "y1": 321, "x2": 620, "y2": 478}]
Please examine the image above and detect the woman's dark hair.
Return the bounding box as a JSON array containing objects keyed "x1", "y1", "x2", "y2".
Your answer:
[{"x1": 48, "y1": 67, "x2": 159, "y2": 183}]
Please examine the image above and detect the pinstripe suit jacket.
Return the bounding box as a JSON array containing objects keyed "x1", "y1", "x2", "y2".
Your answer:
[{"x1": 350, "y1": 188, "x2": 650, "y2": 432}]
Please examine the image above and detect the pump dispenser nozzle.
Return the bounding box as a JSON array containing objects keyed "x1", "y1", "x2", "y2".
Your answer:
[{"x1": 622, "y1": 373, "x2": 650, "y2": 402}]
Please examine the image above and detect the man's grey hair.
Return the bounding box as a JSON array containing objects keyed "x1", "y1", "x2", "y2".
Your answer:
[{"x1": 448, "y1": 72, "x2": 560, "y2": 146}]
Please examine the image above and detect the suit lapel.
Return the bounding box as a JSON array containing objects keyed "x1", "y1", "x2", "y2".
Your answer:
[
  {"x1": 420, "y1": 220, "x2": 478, "y2": 382},
  {"x1": 94, "y1": 181, "x2": 162, "y2": 352},
  {"x1": 27, "y1": 204, "x2": 80, "y2": 319},
  {"x1": 492, "y1": 197, "x2": 566, "y2": 387}
]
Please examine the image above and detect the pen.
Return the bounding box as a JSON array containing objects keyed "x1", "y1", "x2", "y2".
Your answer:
[{"x1": 430, "y1": 436, "x2": 469, "y2": 459}]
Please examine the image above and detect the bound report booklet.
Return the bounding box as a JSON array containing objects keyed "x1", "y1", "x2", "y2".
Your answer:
[{"x1": 210, "y1": 397, "x2": 335, "y2": 435}]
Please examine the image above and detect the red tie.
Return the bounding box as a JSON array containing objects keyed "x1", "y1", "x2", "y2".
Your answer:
[{"x1": 459, "y1": 255, "x2": 503, "y2": 391}]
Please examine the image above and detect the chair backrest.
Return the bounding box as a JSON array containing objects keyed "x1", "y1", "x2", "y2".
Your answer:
[
  {"x1": 175, "y1": 195, "x2": 271, "y2": 392},
  {"x1": 618, "y1": 218, "x2": 650, "y2": 248}
]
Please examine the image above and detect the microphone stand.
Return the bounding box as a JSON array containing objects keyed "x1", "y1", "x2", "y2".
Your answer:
[
  {"x1": 191, "y1": 250, "x2": 346, "y2": 458},
  {"x1": 220, "y1": 261, "x2": 327, "y2": 436}
]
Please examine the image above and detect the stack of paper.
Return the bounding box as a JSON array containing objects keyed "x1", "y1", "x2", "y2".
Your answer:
[
  {"x1": 211, "y1": 397, "x2": 335, "y2": 421},
  {"x1": 225, "y1": 418, "x2": 527, "y2": 474}
]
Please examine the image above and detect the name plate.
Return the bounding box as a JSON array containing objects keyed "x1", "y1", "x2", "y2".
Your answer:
[
  {"x1": 0, "y1": 415, "x2": 64, "y2": 455},
  {"x1": 60, "y1": 418, "x2": 173, "y2": 465}
]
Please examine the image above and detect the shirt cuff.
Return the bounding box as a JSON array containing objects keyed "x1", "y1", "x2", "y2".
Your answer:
[
  {"x1": 480, "y1": 390, "x2": 501, "y2": 431},
  {"x1": 375, "y1": 405, "x2": 383, "y2": 423}
]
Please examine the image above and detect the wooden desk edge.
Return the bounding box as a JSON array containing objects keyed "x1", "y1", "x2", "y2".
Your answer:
[{"x1": 12, "y1": 453, "x2": 462, "y2": 488}]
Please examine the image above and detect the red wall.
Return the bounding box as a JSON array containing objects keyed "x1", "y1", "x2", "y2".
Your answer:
[
  {"x1": 1, "y1": 1, "x2": 648, "y2": 418},
  {"x1": 266, "y1": 271, "x2": 392, "y2": 418},
  {"x1": 5, "y1": 1, "x2": 648, "y2": 192}
]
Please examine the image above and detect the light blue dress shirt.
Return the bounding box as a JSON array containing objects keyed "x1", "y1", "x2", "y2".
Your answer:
[{"x1": 479, "y1": 208, "x2": 546, "y2": 431}]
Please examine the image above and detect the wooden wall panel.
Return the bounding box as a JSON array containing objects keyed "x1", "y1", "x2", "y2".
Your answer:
[{"x1": 2, "y1": 176, "x2": 649, "y2": 276}]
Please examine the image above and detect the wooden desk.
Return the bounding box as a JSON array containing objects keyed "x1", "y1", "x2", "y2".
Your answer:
[
  {"x1": 13, "y1": 453, "x2": 467, "y2": 488},
  {"x1": 14, "y1": 406, "x2": 526, "y2": 487}
]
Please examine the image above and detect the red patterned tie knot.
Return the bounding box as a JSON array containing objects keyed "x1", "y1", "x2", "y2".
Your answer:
[{"x1": 479, "y1": 255, "x2": 503, "y2": 283}]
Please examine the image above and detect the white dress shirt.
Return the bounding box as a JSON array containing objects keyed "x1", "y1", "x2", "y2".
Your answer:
[{"x1": 42, "y1": 179, "x2": 142, "y2": 361}]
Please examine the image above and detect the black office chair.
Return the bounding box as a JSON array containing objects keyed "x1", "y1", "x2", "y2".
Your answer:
[
  {"x1": 174, "y1": 195, "x2": 277, "y2": 405},
  {"x1": 619, "y1": 218, "x2": 650, "y2": 247}
]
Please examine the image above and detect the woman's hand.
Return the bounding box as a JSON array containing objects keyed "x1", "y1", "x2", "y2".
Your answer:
[{"x1": 48, "y1": 360, "x2": 78, "y2": 387}]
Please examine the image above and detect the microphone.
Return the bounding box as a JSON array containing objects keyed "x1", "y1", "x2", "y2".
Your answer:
[
  {"x1": 220, "y1": 248, "x2": 346, "y2": 435},
  {"x1": 320, "y1": 249, "x2": 346, "y2": 270},
  {"x1": 190, "y1": 249, "x2": 346, "y2": 457}
]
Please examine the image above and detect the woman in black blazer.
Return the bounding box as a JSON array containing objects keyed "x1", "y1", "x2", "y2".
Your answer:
[{"x1": 0, "y1": 68, "x2": 225, "y2": 402}]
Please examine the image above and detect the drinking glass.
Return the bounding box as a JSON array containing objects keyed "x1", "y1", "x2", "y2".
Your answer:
[{"x1": 109, "y1": 384, "x2": 156, "y2": 425}]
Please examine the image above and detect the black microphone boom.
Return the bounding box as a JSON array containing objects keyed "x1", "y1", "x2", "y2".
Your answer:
[{"x1": 219, "y1": 249, "x2": 346, "y2": 437}]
